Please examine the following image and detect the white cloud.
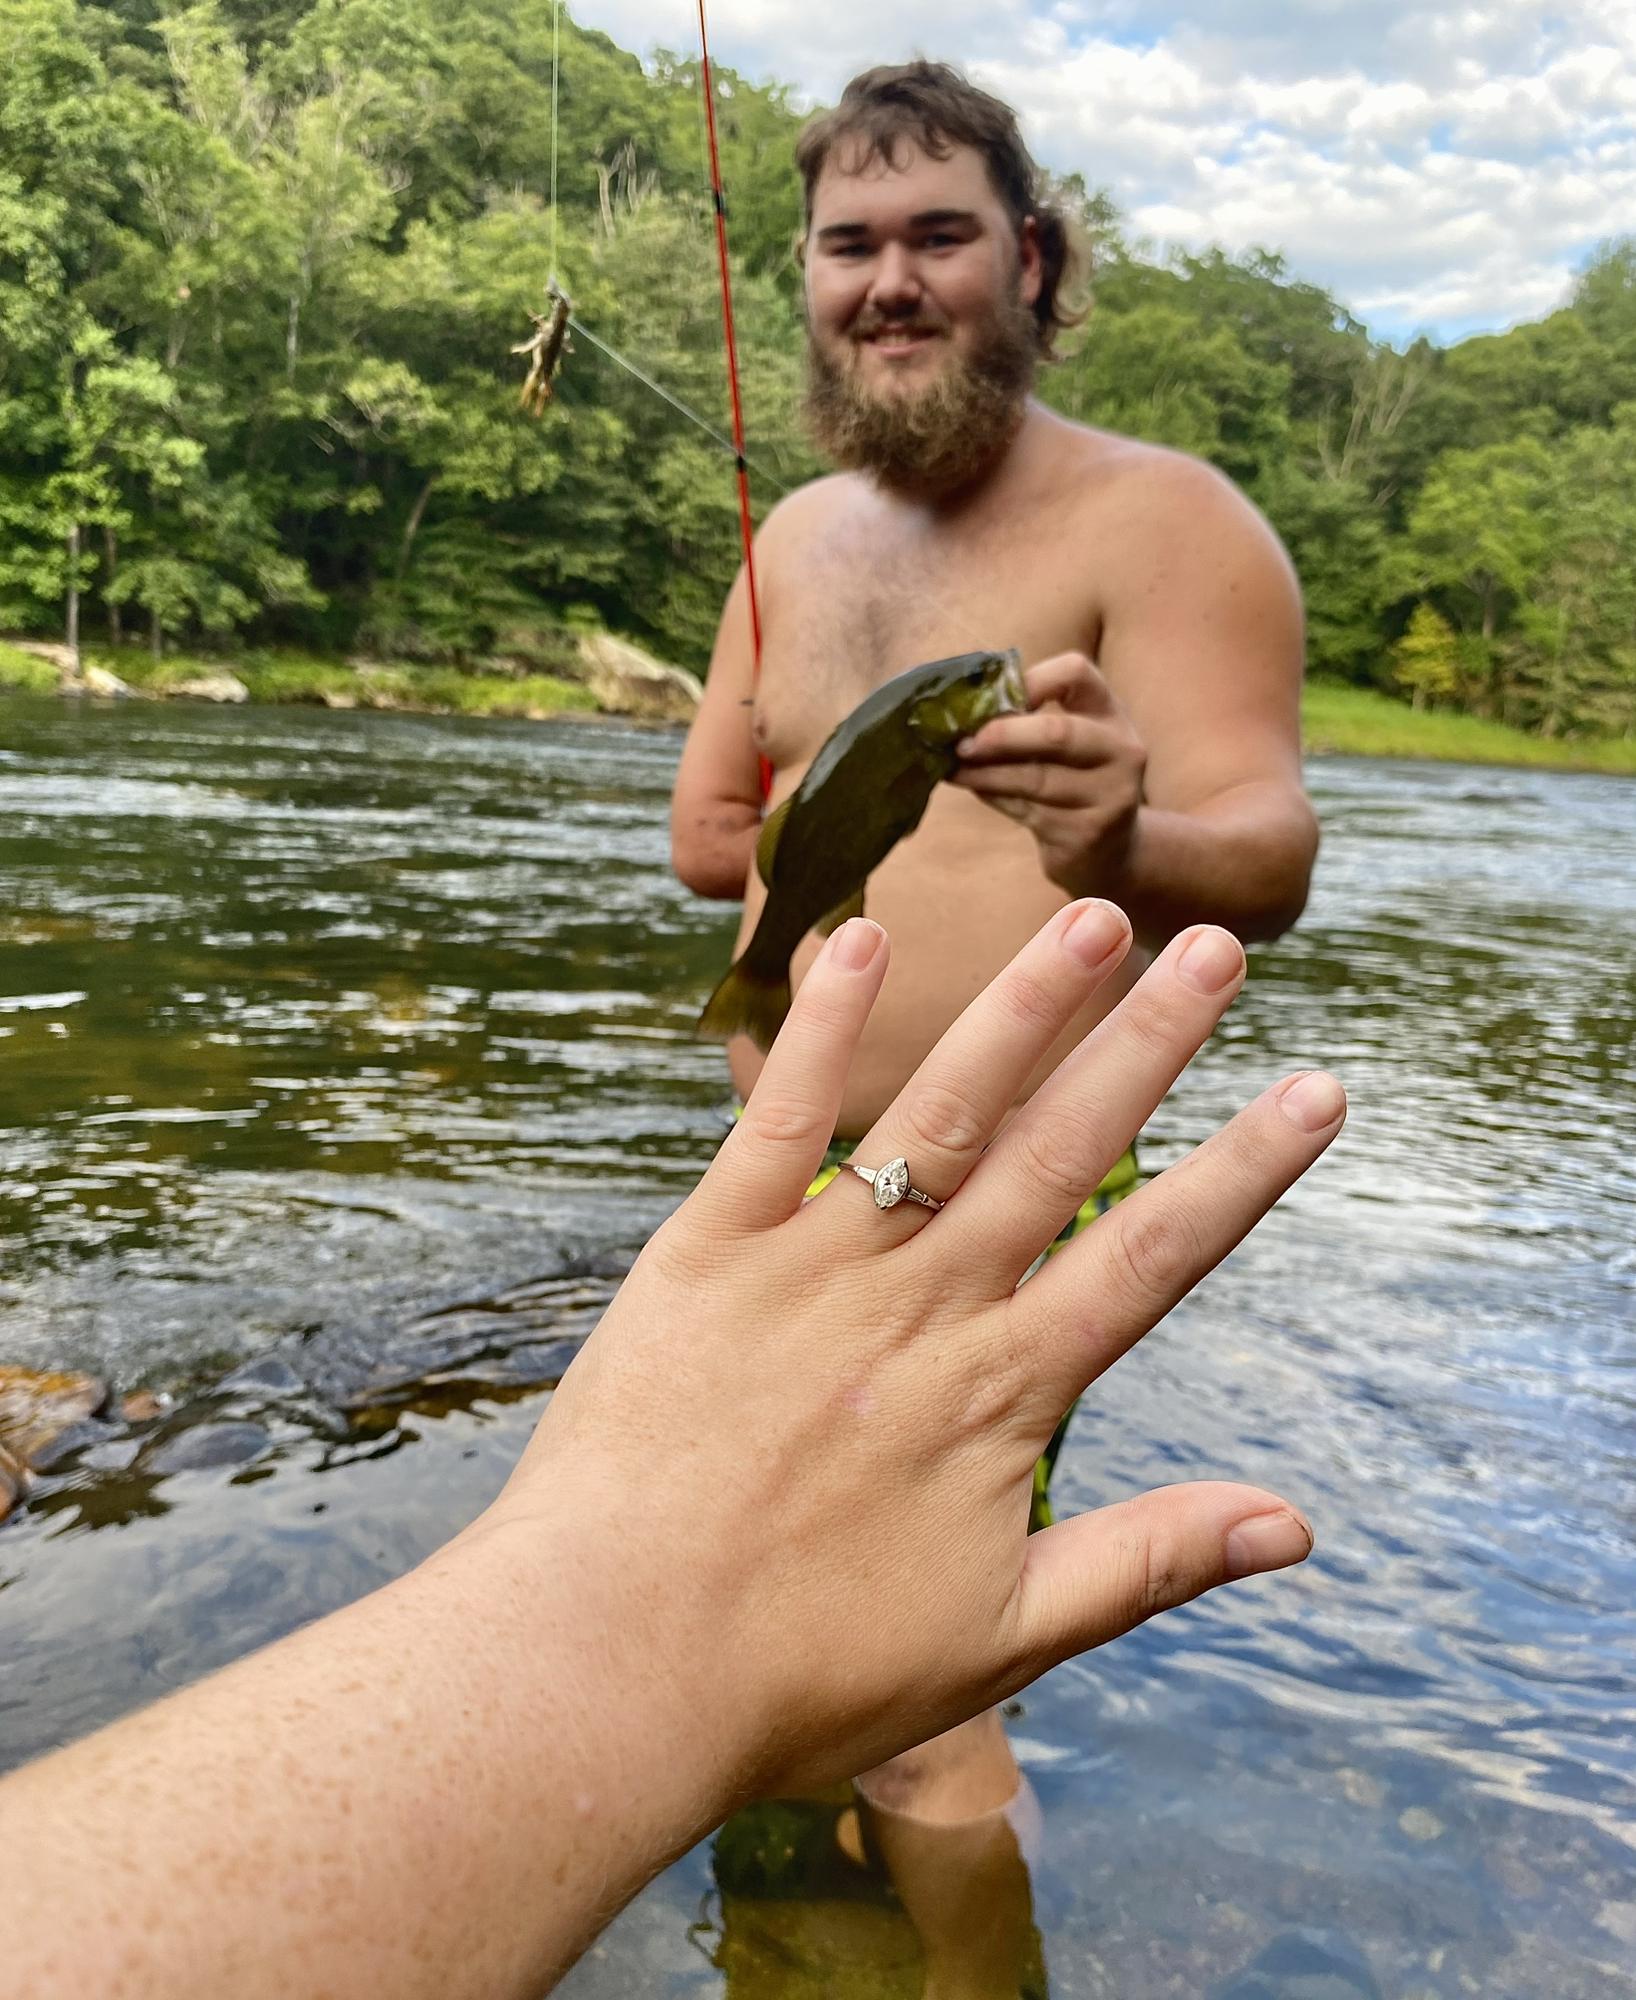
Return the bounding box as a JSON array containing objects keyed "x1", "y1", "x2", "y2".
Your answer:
[{"x1": 576, "y1": 0, "x2": 1636, "y2": 340}]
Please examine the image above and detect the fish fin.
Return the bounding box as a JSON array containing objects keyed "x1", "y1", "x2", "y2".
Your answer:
[
  {"x1": 696, "y1": 959, "x2": 793, "y2": 1054},
  {"x1": 904, "y1": 703, "x2": 943, "y2": 749},
  {"x1": 814, "y1": 886, "x2": 866, "y2": 937},
  {"x1": 754, "y1": 797, "x2": 794, "y2": 888}
]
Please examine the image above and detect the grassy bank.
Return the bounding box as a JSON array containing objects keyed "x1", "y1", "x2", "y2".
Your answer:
[
  {"x1": 0, "y1": 642, "x2": 63, "y2": 694},
  {"x1": 102, "y1": 645, "x2": 599, "y2": 720},
  {"x1": 1, "y1": 641, "x2": 599, "y2": 721},
  {"x1": 1303, "y1": 679, "x2": 1636, "y2": 775}
]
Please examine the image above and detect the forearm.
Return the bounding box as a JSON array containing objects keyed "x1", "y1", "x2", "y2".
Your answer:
[
  {"x1": 0, "y1": 1512, "x2": 725, "y2": 2000},
  {"x1": 1108, "y1": 786, "x2": 1318, "y2": 949}
]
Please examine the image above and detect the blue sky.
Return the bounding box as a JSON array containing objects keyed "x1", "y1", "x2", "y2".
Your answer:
[{"x1": 576, "y1": 0, "x2": 1636, "y2": 345}]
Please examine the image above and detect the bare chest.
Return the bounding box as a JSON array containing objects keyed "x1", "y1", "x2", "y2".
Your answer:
[{"x1": 753, "y1": 503, "x2": 1101, "y2": 771}]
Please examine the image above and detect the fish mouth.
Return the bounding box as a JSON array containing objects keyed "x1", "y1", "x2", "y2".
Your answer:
[{"x1": 997, "y1": 649, "x2": 1027, "y2": 713}]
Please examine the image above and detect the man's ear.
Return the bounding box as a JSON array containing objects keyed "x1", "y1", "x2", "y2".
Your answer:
[
  {"x1": 1017, "y1": 215, "x2": 1043, "y2": 308},
  {"x1": 794, "y1": 229, "x2": 808, "y2": 269}
]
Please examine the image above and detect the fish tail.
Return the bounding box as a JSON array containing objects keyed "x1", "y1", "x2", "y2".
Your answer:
[{"x1": 696, "y1": 958, "x2": 792, "y2": 1052}]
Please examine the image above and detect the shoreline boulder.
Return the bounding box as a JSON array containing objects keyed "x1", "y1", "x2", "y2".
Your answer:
[
  {"x1": 575, "y1": 633, "x2": 702, "y2": 724},
  {"x1": 82, "y1": 662, "x2": 133, "y2": 699},
  {"x1": 165, "y1": 668, "x2": 249, "y2": 704}
]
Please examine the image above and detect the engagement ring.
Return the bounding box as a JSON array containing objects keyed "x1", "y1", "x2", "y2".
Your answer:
[{"x1": 847, "y1": 1157, "x2": 944, "y2": 1214}]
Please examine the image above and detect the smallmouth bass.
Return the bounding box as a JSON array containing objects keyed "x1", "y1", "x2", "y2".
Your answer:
[{"x1": 697, "y1": 648, "x2": 1026, "y2": 1051}]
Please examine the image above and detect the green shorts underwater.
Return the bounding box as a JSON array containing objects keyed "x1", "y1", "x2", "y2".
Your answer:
[{"x1": 723, "y1": 1113, "x2": 1139, "y2": 1533}]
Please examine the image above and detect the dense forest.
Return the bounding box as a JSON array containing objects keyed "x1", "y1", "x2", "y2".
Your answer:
[{"x1": 4, "y1": 0, "x2": 1635, "y2": 736}]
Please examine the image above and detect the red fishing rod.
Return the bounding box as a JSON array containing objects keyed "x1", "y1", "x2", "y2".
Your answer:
[{"x1": 696, "y1": 0, "x2": 774, "y2": 800}]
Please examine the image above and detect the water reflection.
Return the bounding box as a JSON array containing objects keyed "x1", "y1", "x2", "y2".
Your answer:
[
  {"x1": 700, "y1": 1786, "x2": 1047, "y2": 1999},
  {"x1": 2, "y1": 705, "x2": 1633, "y2": 1997}
]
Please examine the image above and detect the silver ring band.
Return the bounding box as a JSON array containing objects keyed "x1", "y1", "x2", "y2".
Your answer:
[{"x1": 847, "y1": 1157, "x2": 944, "y2": 1214}]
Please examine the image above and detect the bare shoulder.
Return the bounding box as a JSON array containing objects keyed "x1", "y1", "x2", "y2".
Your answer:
[
  {"x1": 1049, "y1": 416, "x2": 1295, "y2": 585},
  {"x1": 756, "y1": 471, "x2": 873, "y2": 562}
]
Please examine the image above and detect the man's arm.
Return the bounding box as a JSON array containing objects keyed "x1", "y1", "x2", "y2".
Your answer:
[
  {"x1": 955, "y1": 454, "x2": 1317, "y2": 949},
  {"x1": 670, "y1": 562, "x2": 764, "y2": 899}
]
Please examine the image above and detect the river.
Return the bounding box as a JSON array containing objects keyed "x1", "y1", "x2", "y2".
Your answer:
[{"x1": 1, "y1": 698, "x2": 1632, "y2": 1997}]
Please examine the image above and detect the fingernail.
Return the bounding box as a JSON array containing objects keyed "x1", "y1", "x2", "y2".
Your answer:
[
  {"x1": 1063, "y1": 899, "x2": 1129, "y2": 968},
  {"x1": 830, "y1": 918, "x2": 885, "y2": 971},
  {"x1": 1224, "y1": 1509, "x2": 1314, "y2": 1581},
  {"x1": 955, "y1": 736, "x2": 976, "y2": 758},
  {"x1": 1176, "y1": 926, "x2": 1244, "y2": 995},
  {"x1": 1276, "y1": 1070, "x2": 1346, "y2": 1132}
]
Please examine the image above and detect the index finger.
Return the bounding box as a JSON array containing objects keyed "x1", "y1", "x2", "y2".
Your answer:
[
  {"x1": 694, "y1": 918, "x2": 889, "y2": 1233},
  {"x1": 1023, "y1": 652, "x2": 1114, "y2": 715},
  {"x1": 958, "y1": 655, "x2": 1115, "y2": 760}
]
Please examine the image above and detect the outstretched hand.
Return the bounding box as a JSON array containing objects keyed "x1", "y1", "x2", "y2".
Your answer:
[
  {"x1": 494, "y1": 900, "x2": 1343, "y2": 1805},
  {"x1": 0, "y1": 901, "x2": 1345, "y2": 2000}
]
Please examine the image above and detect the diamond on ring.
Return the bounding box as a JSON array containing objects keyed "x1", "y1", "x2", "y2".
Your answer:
[{"x1": 847, "y1": 1157, "x2": 943, "y2": 1214}]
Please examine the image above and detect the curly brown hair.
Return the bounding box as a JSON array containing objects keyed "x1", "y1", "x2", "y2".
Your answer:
[{"x1": 794, "y1": 61, "x2": 1084, "y2": 357}]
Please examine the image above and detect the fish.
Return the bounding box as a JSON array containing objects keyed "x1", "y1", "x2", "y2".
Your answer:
[{"x1": 697, "y1": 647, "x2": 1026, "y2": 1051}]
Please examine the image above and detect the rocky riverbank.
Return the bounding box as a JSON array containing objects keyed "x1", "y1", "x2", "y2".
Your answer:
[{"x1": 0, "y1": 630, "x2": 703, "y2": 727}]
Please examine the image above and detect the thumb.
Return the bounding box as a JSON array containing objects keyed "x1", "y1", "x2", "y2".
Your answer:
[{"x1": 1012, "y1": 1481, "x2": 1314, "y2": 1673}]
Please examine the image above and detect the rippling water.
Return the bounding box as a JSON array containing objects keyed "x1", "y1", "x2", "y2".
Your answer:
[{"x1": 1, "y1": 700, "x2": 1632, "y2": 1997}]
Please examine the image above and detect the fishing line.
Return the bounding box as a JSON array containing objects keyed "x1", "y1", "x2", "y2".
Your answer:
[
  {"x1": 549, "y1": 0, "x2": 562, "y2": 284},
  {"x1": 563, "y1": 313, "x2": 791, "y2": 496}
]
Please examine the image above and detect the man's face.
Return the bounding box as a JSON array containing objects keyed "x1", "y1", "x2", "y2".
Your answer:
[{"x1": 801, "y1": 137, "x2": 1043, "y2": 494}]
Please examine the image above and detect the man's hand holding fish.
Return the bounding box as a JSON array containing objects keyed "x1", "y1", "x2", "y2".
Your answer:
[{"x1": 950, "y1": 648, "x2": 1148, "y2": 901}]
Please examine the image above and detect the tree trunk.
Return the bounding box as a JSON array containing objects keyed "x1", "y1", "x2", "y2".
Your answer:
[
  {"x1": 1480, "y1": 585, "x2": 1500, "y2": 716},
  {"x1": 104, "y1": 525, "x2": 121, "y2": 647},
  {"x1": 151, "y1": 609, "x2": 163, "y2": 661},
  {"x1": 287, "y1": 294, "x2": 301, "y2": 381},
  {"x1": 396, "y1": 476, "x2": 436, "y2": 579},
  {"x1": 65, "y1": 522, "x2": 81, "y2": 666}
]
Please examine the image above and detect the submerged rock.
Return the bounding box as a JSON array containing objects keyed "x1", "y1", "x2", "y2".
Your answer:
[
  {"x1": 0, "y1": 1441, "x2": 23, "y2": 1522},
  {"x1": 0, "y1": 1258, "x2": 622, "y2": 1528},
  {"x1": 218, "y1": 1356, "x2": 308, "y2": 1398},
  {"x1": 144, "y1": 1420, "x2": 273, "y2": 1474},
  {"x1": 1212, "y1": 1928, "x2": 1383, "y2": 2000},
  {"x1": 26, "y1": 1417, "x2": 127, "y2": 1473},
  {"x1": 0, "y1": 1366, "x2": 109, "y2": 1466}
]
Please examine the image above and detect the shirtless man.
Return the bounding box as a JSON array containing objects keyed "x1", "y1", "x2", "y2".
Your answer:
[{"x1": 671, "y1": 60, "x2": 1317, "y2": 1990}]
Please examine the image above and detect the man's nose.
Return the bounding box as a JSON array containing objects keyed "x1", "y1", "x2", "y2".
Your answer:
[{"x1": 866, "y1": 242, "x2": 923, "y2": 313}]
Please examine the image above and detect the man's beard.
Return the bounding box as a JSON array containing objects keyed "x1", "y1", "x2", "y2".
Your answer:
[{"x1": 802, "y1": 292, "x2": 1038, "y2": 499}]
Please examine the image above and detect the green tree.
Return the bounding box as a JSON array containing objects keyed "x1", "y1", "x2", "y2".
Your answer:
[
  {"x1": 1391, "y1": 602, "x2": 1460, "y2": 708},
  {"x1": 1391, "y1": 438, "x2": 1556, "y2": 713},
  {"x1": 1499, "y1": 408, "x2": 1636, "y2": 735}
]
